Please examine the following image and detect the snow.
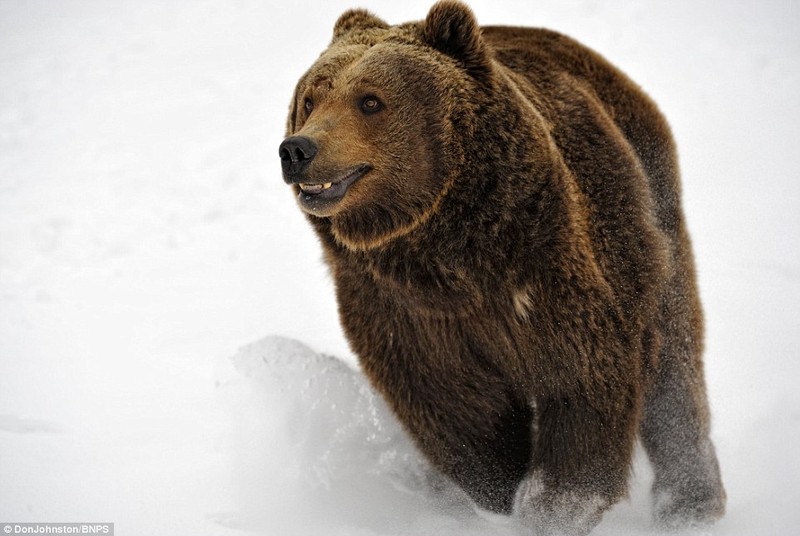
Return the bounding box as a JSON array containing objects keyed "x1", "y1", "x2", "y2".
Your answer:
[{"x1": 0, "y1": 0, "x2": 798, "y2": 534}]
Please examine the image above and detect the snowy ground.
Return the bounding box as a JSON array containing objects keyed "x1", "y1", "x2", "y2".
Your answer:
[{"x1": 1, "y1": 0, "x2": 798, "y2": 534}]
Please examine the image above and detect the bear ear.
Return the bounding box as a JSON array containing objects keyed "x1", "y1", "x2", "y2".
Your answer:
[
  {"x1": 332, "y1": 9, "x2": 389, "y2": 41},
  {"x1": 422, "y1": 1, "x2": 491, "y2": 78}
]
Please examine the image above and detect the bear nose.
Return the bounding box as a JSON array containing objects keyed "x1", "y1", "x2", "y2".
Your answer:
[{"x1": 279, "y1": 136, "x2": 318, "y2": 180}]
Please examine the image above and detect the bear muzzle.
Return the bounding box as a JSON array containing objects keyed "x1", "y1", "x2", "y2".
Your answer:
[{"x1": 280, "y1": 135, "x2": 372, "y2": 215}]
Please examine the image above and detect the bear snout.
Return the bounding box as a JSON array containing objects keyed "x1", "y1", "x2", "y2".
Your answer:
[{"x1": 279, "y1": 135, "x2": 318, "y2": 183}]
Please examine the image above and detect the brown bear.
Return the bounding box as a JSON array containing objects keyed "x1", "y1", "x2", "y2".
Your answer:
[{"x1": 278, "y1": 2, "x2": 725, "y2": 534}]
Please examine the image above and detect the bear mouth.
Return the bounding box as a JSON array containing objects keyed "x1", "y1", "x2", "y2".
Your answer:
[{"x1": 296, "y1": 164, "x2": 371, "y2": 210}]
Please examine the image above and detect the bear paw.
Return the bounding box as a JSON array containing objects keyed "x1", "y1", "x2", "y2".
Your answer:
[
  {"x1": 651, "y1": 439, "x2": 727, "y2": 530},
  {"x1": 514, "y1": 471, "x2": 609, "y2": 536},
  {"x1": 653, "y1": 485, "x2": 726, "y2": 530}
]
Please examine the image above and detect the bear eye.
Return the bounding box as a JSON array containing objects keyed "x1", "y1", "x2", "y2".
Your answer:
[
  {"x1": 304, "y1": 98, "x2": 314, "y2": 114},
  {"x1": 360, "y1": 96, "x2": 383, "y2": 114}
]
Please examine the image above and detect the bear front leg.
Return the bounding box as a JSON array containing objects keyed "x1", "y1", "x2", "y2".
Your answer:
[
  {"x1": 422, "y1": 399, "x2": 534, "y2": 515},
  {"x1": 515, "y1": 395, "x2": 638, "y2": 536},
  {"x1": 641, "y1": 275, "x2": 726, "y2": 529},
  {"x1": 640, "y1": 352, "x2": 726, "y2": 529},
  {"x1": 396, "y1": 389, "x2": 534, "y2": 515}
]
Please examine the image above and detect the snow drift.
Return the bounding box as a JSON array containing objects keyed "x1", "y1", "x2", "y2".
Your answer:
[{"x1": 221, "y1": 336, "x2": 524, "y2": 536}]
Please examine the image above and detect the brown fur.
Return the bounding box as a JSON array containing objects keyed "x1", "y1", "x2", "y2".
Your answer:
[{"x1": 280, "y1": 2, "x2": 725, "y2": 533}]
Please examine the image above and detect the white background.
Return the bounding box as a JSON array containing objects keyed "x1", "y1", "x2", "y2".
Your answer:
[{"x1": 1, "y1": 0, "x2": 798, "y2": 534}]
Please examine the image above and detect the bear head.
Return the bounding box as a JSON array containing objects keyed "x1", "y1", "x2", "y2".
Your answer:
[{"x1": 280, "y1": 1, "x2": 493, "y2": 251}]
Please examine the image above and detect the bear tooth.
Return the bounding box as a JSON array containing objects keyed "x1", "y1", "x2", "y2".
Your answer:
[{"x1": 323, "y1": 182, "x2": 332, "y2": 189}]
